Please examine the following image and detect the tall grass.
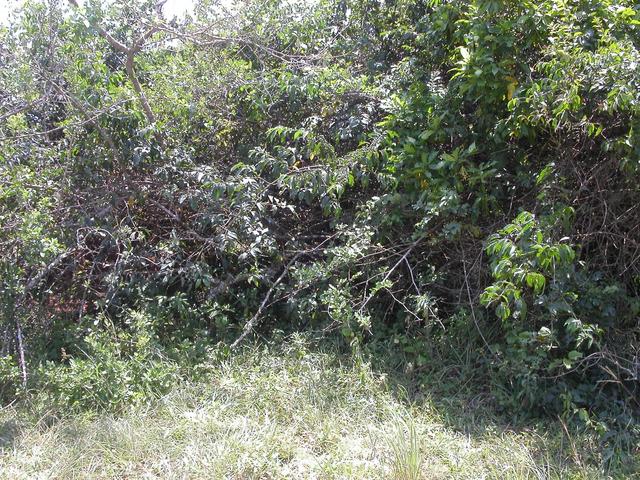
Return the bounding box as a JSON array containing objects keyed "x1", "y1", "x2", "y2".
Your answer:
[
  {"x1": 0, "y1": 342, "x2": 623, "y2": 479},
  {"x1": 386, "y1": 413, "x2": 422, "y2": 480}
]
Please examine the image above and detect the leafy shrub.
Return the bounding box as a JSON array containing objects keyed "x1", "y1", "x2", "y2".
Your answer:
[
  {"x1": 481, "y1": 211, "x2": 597, "y2": 409},
  {"x1": 0, "y1": 0, "x2": 638, "y2": 450},
  {"x1": 33, "y1": 312, "x2": 180, "y2": 412},
  {"x1": 0, "y1": 355, "x2": 21, "y2": 405}
]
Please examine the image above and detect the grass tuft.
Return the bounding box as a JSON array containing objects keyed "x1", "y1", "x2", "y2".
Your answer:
[{"x1": 386, "y1": 413, "x2": 422, "y2": 480}]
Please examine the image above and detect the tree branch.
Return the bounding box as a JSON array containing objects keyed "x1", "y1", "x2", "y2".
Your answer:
[
  {"x1": 67, "y1": 0, "x2": 164, "y2": 147},
  {"x1": 230, "y1": 252, "x2": 303, "y2": 350}
]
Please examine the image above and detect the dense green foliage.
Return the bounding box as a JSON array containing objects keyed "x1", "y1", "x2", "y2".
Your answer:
[{"x1": 1, "y1": 0, "x2": 639, "y2": 467}]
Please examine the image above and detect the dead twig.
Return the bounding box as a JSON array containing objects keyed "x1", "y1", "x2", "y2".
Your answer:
[
  {"x1": 358, "y1": 236, "x2": 424, "y2": 314},
  {"x1": 230, "y1": 235, "x2": 337, "y2": 350}
]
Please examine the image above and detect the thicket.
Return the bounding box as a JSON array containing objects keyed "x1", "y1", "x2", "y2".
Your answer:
[{"x1": 0, "y1": 0, "x2": 639, "y2": 462}]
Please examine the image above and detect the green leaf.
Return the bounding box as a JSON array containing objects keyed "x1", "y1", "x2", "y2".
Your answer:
[
  {"x1": 536, "y1": 164, "x2": 554, "y2": 185},
  {"x1": 525, "y1": 272, "x2": 545, "y2": 294},
  {"x1": 495, "y1": 302, "x2": 511, "y2": 320},
  {"x1": 567, "y1": 350, "x2": 582, "y2": 361}
]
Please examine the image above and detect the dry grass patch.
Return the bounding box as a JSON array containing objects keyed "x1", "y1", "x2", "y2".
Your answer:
[{"x1": 0, "y1": 343, "x2": 617, "y2": 479}]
